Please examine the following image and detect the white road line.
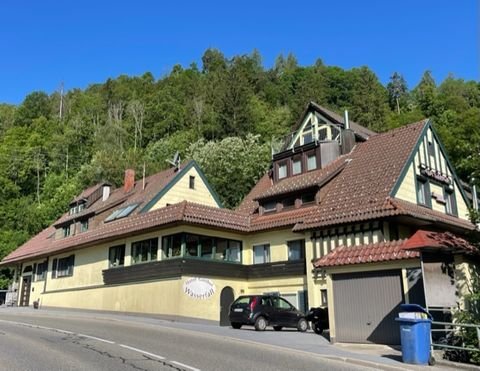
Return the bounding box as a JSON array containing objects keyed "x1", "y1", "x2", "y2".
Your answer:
[
  {"x1": 78, "y1": 333, "x2": 115, "y2": 344},
  {"x1": 171, "y1": 360, "x2": 201, "y2": 371},
  {"x1": 119, "y1": 344, "x2": 166, "y2": 360}
]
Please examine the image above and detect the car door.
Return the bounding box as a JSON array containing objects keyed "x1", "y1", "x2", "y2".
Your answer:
[{"x1": 275, "y1": 297, "x2": 299, "y2": 326}]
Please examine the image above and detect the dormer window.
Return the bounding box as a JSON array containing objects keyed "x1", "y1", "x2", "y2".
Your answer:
[
  {"x1": 80, "y1": 219, "x2": 89, "y2": 232},
  {"x1": 292, "y1": 158, "x2": 302, "y2": 175},
  {"x1": 263, "y1": 201, "x2": 276, "y2": 213},
  {"x1": 307, "y1": 154, "x2": 317, "y2": 171},
  {"x1": 301, "y1": 192, "x2": 316, "y2": 205},
  {"x1": 63, "y1": 225, "x2": 71, "y2": 238},
  {"x1": 278, "y1": 163, "x2": 287, "y2": 179}
]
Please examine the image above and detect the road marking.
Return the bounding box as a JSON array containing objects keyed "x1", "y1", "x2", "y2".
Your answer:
[
  {"x1": 119, "y1": 344, "x2": 166, "y2": 360},
  {"x1": 78, "y1": 333, "x2": 115, "y2": 344},
  {"x1": 171, "y1": 360, "x2": 201, "y2": 371}
]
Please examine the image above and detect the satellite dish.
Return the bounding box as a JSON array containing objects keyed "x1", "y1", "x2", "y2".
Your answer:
[{"x1": 166, "y1": 151, "x2": 181, "y2": 170}]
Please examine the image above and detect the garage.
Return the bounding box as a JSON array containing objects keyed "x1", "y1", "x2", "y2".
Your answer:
[{"x1": 332, "y1": 270, "x2": 404, "y2": 345}]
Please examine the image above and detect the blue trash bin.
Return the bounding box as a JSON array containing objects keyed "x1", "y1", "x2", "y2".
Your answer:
[{"x1": 395, "y1": 304, "x2": 432, "y2": 365}]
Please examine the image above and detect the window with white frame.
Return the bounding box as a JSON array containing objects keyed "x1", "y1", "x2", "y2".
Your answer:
[
  {"x1": 132, "y1": 238, "x2": 158, "y2": 264},
  {"x1": 292, "y1": 158, "x2": 302, "y2": 175},
  {"x1": 278, "y1": 163, "x2": 287, "y2": 179},
  {"x1": 253, "y1": 244, "x2": 270, "y2": 264}
]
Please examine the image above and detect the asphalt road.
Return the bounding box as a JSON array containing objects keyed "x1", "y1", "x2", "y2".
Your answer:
[{"x1": 0, "y1": 310, "x2": 372, "y2": 371}]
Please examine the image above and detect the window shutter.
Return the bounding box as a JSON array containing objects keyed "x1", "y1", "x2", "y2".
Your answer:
[{"x1": 52, "y1": 259, "x2": 58, "y2": 278}]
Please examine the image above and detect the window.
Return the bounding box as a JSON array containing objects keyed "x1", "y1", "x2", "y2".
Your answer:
[
  {"x1": 301, "y1": 192, "x2": 316, "y2": 204},
  {"x1": 272, "y1": 296, "x2": 293, "y2": 310},
  {"x1": 278, "y1": 163, "x2": 287, "y2": 179},
  {"x1": 282, "y1": 197, "x2": 295, "y2": 209},
  {"x1": 288, "y1": 239, "x2": 305, "y2": 261},
  {"x1": 253, "y1": 244, "x2": 270, "y2": 264},
  {"x1": 132, "y1": 238, "x2": 158, "y2": 264},
  {"x1": 105, "y1": 203, "x2": 139, "y2": 222},
  {"x1": 428, "y1": 141, "x2": 435, "y2": 157},
  {"x1": 292, "y1": 158, "x2": 302, "y2": 175},
  {"x1": 416, "y1": 177, "x2": 431, "y2": 207},
  {"x1": 263, "y1": 201, "x2": 276, "y2": 213},
  {"x1": 307, "y1": 154, "x2": 317, "y2": 171},
  {"x1": 189, "y1": 175, "x2": 195, "y2": 189},
  {"x1": 109, "y1": 245, "x2": 125, "y2": 268},
  {"x1": 35, "y1": 260, "x2": 48, "y2": 281},
  {"x1": 63, "y1": 225, "x2": 71, "y2": 238},
  {"x1": 320, "y1": 289, "x2": 328, "y2": 306},
  {"x1": 80, "y1": 219, "x2": 89, "y2": 232},
  {"x1": 51, "y1": 255, "x2": 75, "y2": 278},
  {"x1": 162, "y1": 233, "x2": 242, "y2": 263},
  {"x1": 444, "y1": 188, "x2": 457, "y2": 216},
  {"x1": 162, "y1": 234, "x2": 183, "y2": 258}
]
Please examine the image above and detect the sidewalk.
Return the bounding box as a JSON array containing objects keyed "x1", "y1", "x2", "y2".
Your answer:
[{"x1": 0, "y1": 305, "x2": 476, "y2": 370}]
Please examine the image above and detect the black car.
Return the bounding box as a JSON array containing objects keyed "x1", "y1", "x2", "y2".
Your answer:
[{"x1": 229, "y1": 294, "x2": 308, "y2": 332}]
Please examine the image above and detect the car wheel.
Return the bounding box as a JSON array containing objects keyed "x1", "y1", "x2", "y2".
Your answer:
[
  {"x1": 231, "y1": 322, "x2": 242, "y2": 329},
  {"x1": 254, "y1": 316, "x2": 267, "y2": 331},
  {"x1": 297, "y1": 318, "x2": 308, "y2": 332},
  {"x1": 313, "y1": 322, "x2": 323, "y2": 335},
  {"x1": 273, "y1": 326, "x2": 282, "y2": 331}
]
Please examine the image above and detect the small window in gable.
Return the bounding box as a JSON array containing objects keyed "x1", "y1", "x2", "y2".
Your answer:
[
  {"x1": 428, "y1": 141, "x2": 435, "y2": 157},
  {"x1": 278, "y1": 163, "x2": 287, "y2": 179},
  {"x1": 318, "y1": 127, "x2": 328, "y2": 141},
  {"x1": 444, "y1": 188, "x2": 457, "y2": 216},
  {"x1": 416, "y1": 177, "x2": 431, "y2": 207},
  {"x1": 189, "y1": 175, "x2": 195, "y2": 189}
]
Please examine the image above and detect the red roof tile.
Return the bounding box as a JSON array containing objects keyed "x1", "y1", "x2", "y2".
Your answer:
[
  {"x1": 404, "y1": 230, "x2": 478, "y2": 254},
  {"x1": 250, "y1": 205, "x2": 319, "y2": 232},
  {"x1": 313, "y1": 239, "x2": 420, "y2": 268}
]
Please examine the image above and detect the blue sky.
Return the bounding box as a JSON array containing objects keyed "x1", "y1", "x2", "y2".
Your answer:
[{"x1": 1, "y1": 0, "x2": 478, "y2": 104}]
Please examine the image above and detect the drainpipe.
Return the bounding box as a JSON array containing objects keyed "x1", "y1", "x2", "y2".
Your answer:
[{"x1": 344, "y1": 110, "x2": 350, "y2": 130}]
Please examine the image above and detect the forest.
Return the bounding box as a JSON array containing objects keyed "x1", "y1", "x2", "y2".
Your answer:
[{"x1": 0, "y1": 48, "x2": 479, "y2": 287}]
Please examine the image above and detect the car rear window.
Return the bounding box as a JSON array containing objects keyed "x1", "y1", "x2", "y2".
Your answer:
[{"x1": 233, "y1": 296, "x2": 253, "y2": 306}]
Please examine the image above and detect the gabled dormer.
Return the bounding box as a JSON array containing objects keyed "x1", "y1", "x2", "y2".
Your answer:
[
  {"x1": 271, "y1": 102, "x2": 374, "y2": 183},
  {"x1": 392, "y1": 120, "x2": 470, "y2": 220}
]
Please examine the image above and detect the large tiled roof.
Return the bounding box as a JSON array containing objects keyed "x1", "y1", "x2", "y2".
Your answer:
[
  {"x1": 54, "y1": 163, "x2": 186, "y2": 227},
  {"x1": 313, "y1": 239, "x2": 420, "y2": 268},
  {"x1": 294, "y1": 120, "x2": 430, "y2": 230},
  {"x1": 1, "y1": 202, "x2": 251, "y2": 264}
]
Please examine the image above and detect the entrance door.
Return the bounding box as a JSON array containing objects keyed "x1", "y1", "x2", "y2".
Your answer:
[
  {"x1": 219, "y1": 286, "x2": 234, "y2": 326},
  {"x1": 20, "y1": 276, "x2": 32, "y2": 307}
]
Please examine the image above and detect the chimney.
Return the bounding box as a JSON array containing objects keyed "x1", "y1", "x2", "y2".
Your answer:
[
  {"x1": 102, "y1": 185, "x2": 111, "y2": 201},
  {"x1": 124, "y1": 169, "x2": 135, "y2": 193},
  {"x1": 344, "y1": 110, "x2": 350, "y2": 130}
]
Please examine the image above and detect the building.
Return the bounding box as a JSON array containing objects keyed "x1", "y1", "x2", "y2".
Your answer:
[{"x1": 1, "y1": 102, "x2": 478, "y2": 344}]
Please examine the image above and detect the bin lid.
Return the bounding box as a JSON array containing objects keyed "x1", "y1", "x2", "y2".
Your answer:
[{"x1": 400, "y1": 304, "x2": 432, "y2": 319}]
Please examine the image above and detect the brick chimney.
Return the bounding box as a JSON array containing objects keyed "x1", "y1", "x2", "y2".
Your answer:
[{"x1": 124, "y1": 169, "x2": 135, "y2": 193}]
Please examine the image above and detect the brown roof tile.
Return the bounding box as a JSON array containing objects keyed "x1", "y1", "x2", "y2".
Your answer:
[
  {"x1": 1, "y1": 201, "x2": 250, "y2": 264},
  {"x1": 295, "y1": 120, "x2": 430, "y2": 230},
  {"x1": 313, "y1": 239, "x2": 420, "y2": 268},
  {"x1": 254, "y1": 156, "x2": 348, "y2": 201}
]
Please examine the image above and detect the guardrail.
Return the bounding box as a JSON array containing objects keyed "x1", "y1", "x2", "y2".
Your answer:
[{"x1": 431, "y1": 321, "x2": 480, "y2": 352}]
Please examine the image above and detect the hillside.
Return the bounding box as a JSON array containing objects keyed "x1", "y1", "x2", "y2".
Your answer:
[{"x1": 0, "y1": 48, "x2": 478, "y2": 286}]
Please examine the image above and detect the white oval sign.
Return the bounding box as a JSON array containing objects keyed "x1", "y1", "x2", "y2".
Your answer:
[{"x1": 183, "y1": 278, "x2": 216, "y2": 300}]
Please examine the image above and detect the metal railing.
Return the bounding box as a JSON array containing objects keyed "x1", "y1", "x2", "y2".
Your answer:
[{"x1": 431, "y1": 321, "x2": 480, "y2": 352}]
